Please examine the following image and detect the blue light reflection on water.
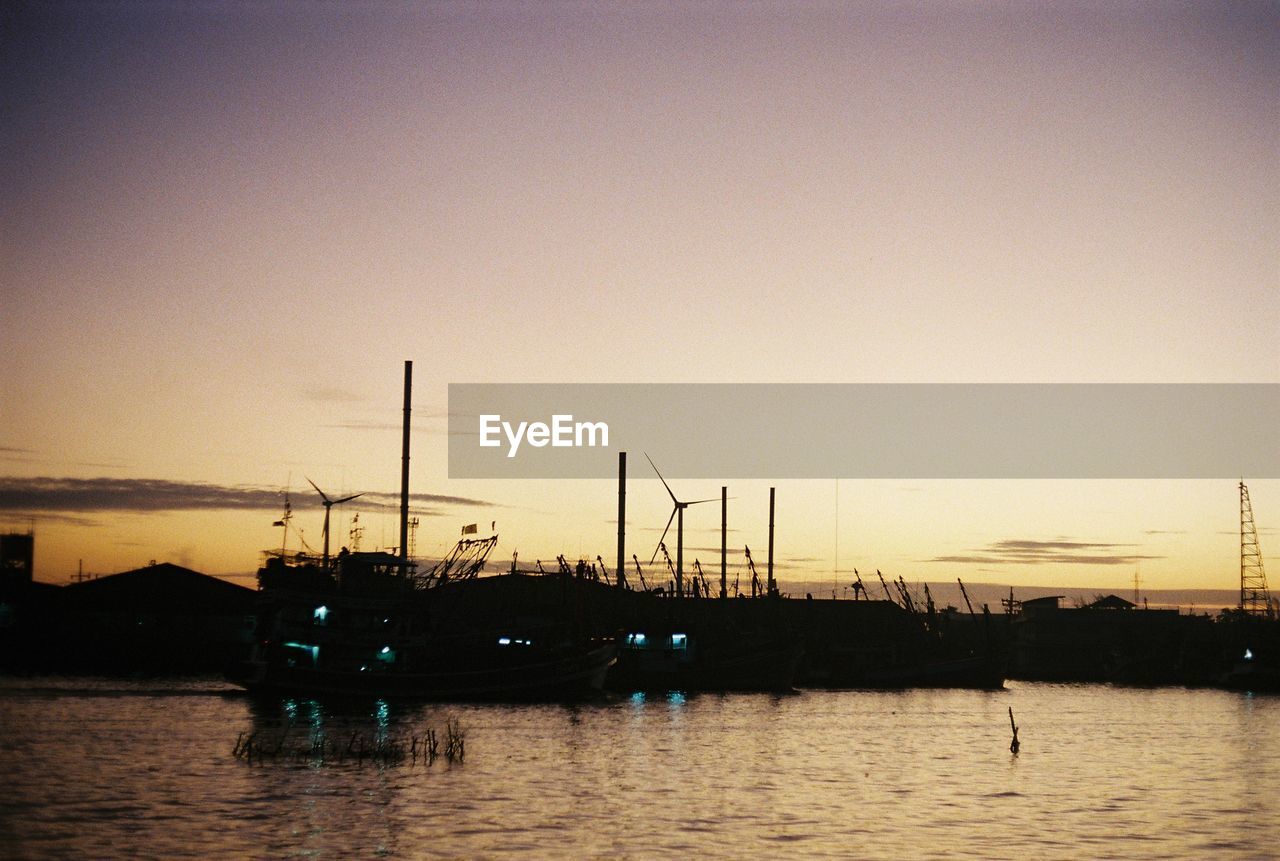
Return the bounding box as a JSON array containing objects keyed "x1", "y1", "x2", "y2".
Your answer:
[
  {"x1": 375, "y1": 698, "x2": 390, "y2": 743},
  {"x1": 0, "y1": 680, "x2": 1278, "y2": 860}
]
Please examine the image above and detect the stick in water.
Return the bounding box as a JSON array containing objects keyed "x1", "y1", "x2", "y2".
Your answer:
[{"x1": 1008, "y1": 707, "x2": 1020, "y2": 754}]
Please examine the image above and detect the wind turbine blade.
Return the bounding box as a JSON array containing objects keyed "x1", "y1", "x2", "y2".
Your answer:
[
  {"x1": 306, "y1": 477, "x2": 331, "y2": 505},
  {"x1": 686, "y1": 497, "x2": 720, "y2": 505},
  {"x1": 644, "y1": 452, "x2": 679, "y2": 506},
  {"x1": 333, "y1": 492, "x2": 363, "y2": 505},
  {"x1": 650, "y1": 507, "x2": 677, "y2": 563}
]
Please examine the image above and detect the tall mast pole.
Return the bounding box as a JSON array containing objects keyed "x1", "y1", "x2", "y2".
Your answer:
[
  {"x1": 767, "y1": 486, "x2": 776, "y2": 596},
  {"x1": 720, "y1": 486, "x2": 727, "y2": 599},
  {"x1": 616, "y1": 452, "x2": 626, "y2": 590},
  {"x1": 676, "y1": 507, "x2": 684, "y2": 598},
  {"x1": 400, "y1": 360, "x2": 412, "y2": 561}
]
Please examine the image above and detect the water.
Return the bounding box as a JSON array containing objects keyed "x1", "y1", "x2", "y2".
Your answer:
[{"x1": 1, "y1": 679, "x2": 1277, "y2": 860}]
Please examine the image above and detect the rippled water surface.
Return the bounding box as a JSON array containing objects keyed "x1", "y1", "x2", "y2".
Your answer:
[{"x1": 1, "y1": 678, "x2": 1277, "y2": 859}]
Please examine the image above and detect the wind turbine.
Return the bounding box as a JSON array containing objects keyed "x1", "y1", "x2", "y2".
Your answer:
[
  {"x1": 646, "y1": 454, "x2": 717, "y2": 597},
  {"x1": 306, "y1": 478, "x2": 363, "y2": 568}
]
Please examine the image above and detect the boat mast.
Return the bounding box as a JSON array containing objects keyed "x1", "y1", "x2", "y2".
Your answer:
[
  {"x1": 400, "y1": 360, "x2": 412, "y2": 561},
  {"x1": 767, "y1": 487, "x2": 776, "y2": 596},
  {"x1": 720, "y1": 486, "x2": 727, "y2": 599},
  {"x1": 617, "y1": 451, "x2": 626, "y2": 590}
]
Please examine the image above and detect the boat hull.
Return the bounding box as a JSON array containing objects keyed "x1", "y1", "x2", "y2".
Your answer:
[
  {"x1": 806, "y1": 653, "x2": 1005, "y2": 690},
  {"x1": 232, "y1": 641, "x2": 617, "y2": 700},
  {"x1": 608, "y1": 639, "x2": 802, "y2": 693},
  {"x1": 1221, "y1": 659, "x2": 1280, "y2": 693},
  {"x1": 856, "y1": 654, "x2": 1006, "y2": 689}
]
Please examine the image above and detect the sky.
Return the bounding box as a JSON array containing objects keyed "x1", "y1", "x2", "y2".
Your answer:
[{"x1": 2, "y1": 1, "x2": 1277, "y2": 594}]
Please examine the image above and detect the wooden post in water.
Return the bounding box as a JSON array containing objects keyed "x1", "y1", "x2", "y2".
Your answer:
[{"x1": 1008, "y1": 707, "x2": 1020, "y2": 754}]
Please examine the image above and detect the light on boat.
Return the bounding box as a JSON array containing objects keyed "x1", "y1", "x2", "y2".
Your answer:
[
  {"x1": 313, "y1": 605, "x2": 328, "y2": 623},
  {"x1": 671, "y1": 633, "x2": 688, "y2": 649},
  {"x1": 381, "y1": 646, "x2": 391, "y2": 654},
  {"x1": 282, "y1": 642, "x2": 321, "y2": 665},
  {"x1": 498, "y1": 637, "x2": 511, "y2": 645},
  {"x1": 1245, "y1": 648, "x2": 1254, "y2": 661}
]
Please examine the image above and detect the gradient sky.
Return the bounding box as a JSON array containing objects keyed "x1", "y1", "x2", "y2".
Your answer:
[{"x1": 2, "y1": 1, "x2": 1277, "y2": 592}]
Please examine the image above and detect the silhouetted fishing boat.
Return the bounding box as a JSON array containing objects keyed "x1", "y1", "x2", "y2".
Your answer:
[
  {"x1": 856, "y1": 653, "x2": 1005, "y2": 689},
  {"x1": 608, "y1": 626, "x2": 801, "y2": 693},
  {"x1": 1221, "y1": 645, "x2": 1280, "y2": 693},
  {"x1": 230, "y1": 360, "x2": 614, "y2": 700},
  {"x1": 791, "y1": 583, "x2": 1006, "y2": 690},
  {"x1": 801, "y1": 639, "x2": 1004, "y2": 690},
  {"x1": 232, "y1": 546, "x2": 616, "y2": 699}
]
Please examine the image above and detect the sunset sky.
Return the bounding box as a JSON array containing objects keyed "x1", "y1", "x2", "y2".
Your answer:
[{"x1": 2, "y1": 1, "x2": 1276, "y2": 594}]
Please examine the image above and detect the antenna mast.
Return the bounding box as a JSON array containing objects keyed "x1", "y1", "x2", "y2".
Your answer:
[
  {"x1": 275, "y1": 493, "x2": 292, "y2": 559},
  {"x1": 349, "y1": 513, "x2": 363, "y2": 553},
  {"x1": 1240, "y1": 481, "x2": 1270, "y2": 615},
  {"x1": 408, "y1": 516, "x2": 420, "y2": 561}
]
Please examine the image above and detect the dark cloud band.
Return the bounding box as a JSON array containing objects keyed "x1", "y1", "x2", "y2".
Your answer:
[
  {"x1": 927, "y1": 538, "x2": 1163, "y2": 566},
  {"x1": 0, "y1": 477, "x2": 490, "y2": 513}
]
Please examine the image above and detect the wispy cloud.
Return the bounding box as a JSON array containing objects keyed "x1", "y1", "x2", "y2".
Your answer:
[
  {"x1": 0, "y1": 477, "x2": 493, "y2": 514},
  {"x1": 0, "y1": 446, "x2": 39, "y2": 464},
  {"x1": 303, "y1": 387, "x2": 366, "y2": 404},
  {"x1": 630, "y1": 525, "x2": 739, "y2": 534},
  {"x1": 351, "y1": 489, "x2": 494, "y2": 512},
  {"x1": 25, "y1": 512, "x2": 104, "y2": 528},
  {"x1": 321, "y1": 413, "x2": 448, "y2": 432},
  {"x1": 72, "y1": 459, "x2": 136, "y2": 470},
  {"x1": 926, "y1": 538, "x2": 1163, "y2": 566},
  {"x1": 320, "y1": 420, "x2": 402, "y2": 431},
  {"x1": 1144, "y1": 529, "x2": 1188, "y2": 535}
]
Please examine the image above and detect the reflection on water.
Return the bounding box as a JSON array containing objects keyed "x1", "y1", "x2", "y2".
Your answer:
[{"x1": 1, "y1": 679, "x2": 1278, "y2": 859}]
